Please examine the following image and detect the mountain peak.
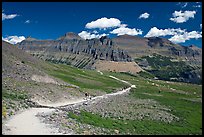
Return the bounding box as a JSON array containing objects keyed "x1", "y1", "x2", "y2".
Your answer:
[
  {"x1": 58, "y1": 32, "x2": 82, "y2": 40},
  {"x1": 116, "y1": 34, "x2": 144, "y2": 40},
  {"x1": 65, "y1": 32, "x2": 77, "y2": 36},
  {"x1": 25, "y1": 36, "x2": 37, "y2": 41}
]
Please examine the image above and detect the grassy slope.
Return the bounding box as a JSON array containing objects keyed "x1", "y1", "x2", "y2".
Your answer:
[
  {"x1": 45, "y1": 63, "x2": 129, "y2": 93},
  {"x1": 68, "y1": 72, "x2": 202, "y2": 135}
]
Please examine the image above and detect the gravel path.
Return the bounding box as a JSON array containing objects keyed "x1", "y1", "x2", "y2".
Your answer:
[
  {"x1": 3, "y1": 108, "x2": 64, "y2": 135},
  {"x1": 3, "y1": 75, "x2": 134, "y2": 135}
]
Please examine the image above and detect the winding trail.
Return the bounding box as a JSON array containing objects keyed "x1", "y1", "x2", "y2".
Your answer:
[{"x1": 3, "y1": 75, "x2": 135, "y2": 135}]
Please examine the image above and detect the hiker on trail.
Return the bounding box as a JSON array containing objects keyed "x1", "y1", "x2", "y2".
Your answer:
[
  {"x1": 85, "y1": 92, "x2": 88, "y2": 97},
  {"x1": 84, "y1": 92, "x2": 88, "y2": 100},
  {"x1": 84, "y1": 92, "x2": 92, "y2": 100}
]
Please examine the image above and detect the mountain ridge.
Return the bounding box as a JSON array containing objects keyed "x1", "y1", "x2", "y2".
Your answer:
[{"x1": 17, "y1": 32, "x2": 202, "y2": 68}]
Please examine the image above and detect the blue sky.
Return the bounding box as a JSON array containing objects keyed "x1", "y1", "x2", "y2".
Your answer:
[{"x1": 2, "y1": 2, "x2": 202, "y2": 47}]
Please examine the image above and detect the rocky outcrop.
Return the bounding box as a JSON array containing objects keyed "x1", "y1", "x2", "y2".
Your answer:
[
  {"x1": 18, "y1": 33, "x2": 202, "y2": 64},
  {"x1": 113, "y1": 36, "x2": 202, "y2": 66},
  {"x1": 17, "y1": 33, "x2": 201, "y2": 75},
  {"x1": 18, "y1": 34, "x2": 132, "y2": 62}
]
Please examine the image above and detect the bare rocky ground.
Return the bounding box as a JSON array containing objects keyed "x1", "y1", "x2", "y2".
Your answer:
[
  {"x1": 36, "y1": 109, "x2": 112, "y2": 135},
  {"x1": 35, "y1": 91, "x2": 179, "y2": 135},
  {"x1": 81, "y1": 95, "x2": 179, "y2": 123},
  {"x1": 2, "y1": 73, "x2": 83, "y2": 115},
  {"x1": 93, "y1": 60, "x2": 143, "y2": 73},
  {"x1": 2, "y1": 63, "x2": 86, "y2": 134}
]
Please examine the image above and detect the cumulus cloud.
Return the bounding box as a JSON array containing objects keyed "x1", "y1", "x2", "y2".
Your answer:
[
  {"x1": 145, "y1": 27, "x2": 202, "y2": 43},
  {"x1": 200, "y1": 24, "x2": 202, "y2": 29},
  {"x1": 2, "y1": 13, "x2": 18, "y2": 21},
  {"x1": 85, "y1": 17, "x2": 121, "y2": 29},
  {"x1": 144, "y1": 27, "x2": 183, "y2": 37},
  {"x1": 25, "y1": 20, "x2": 30, "y2": 24},
  {"x1": 110, "y1": 26, "x2": 143, "y2": 36},
  {"x1": 169, "y1": 31, "x2": 202, "y2": 43},
  {"x1": 170, "y1": 10, "x2": 196, "y2": 23},
  {"x1": 2, "y1": 36, "x2": 25, "y2": 44},
  {"x1": 78, "y1": 31, "x2": 108, "y2": 39},
  {"x1": 120, "y1": 24, "x2": 128, "y2": 27},
  {"x1": 139, "y1": 12, "x2": 150, "y2": 19}
]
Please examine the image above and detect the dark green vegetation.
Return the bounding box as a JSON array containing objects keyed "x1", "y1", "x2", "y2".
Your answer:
[
  {"x1": 2, "y1": 89, "x2": 29, "y2": 118},
  {"x1": 2, "y1": 89, "x2": 28, "y2": 101},
  {"x1": 135, "y1": 54, "x2": 202, "y2": 84},
  {"x1": 67, "y1": 72, "x2": 202, "y2": 135},
  {"x1": 137, "y1": 71, "x2": 155, "y2": 79}
]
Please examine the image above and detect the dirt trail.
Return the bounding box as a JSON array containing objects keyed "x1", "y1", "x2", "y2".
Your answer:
[
  {"x1": 109, "y1": 75, "x2": 132, "y2": 85},
  {"x1": 3, "y1": 75, "x2": 135, "y2": 135},
  {"x1": 3, "y1": 108, "x2": 65, "y2": 135},
  {"x1": 35, "y1": 98, "x2": 86, "y2": 107}
]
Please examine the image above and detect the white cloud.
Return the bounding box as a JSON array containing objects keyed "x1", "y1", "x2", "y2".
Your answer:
[
  {"x1": 120, "y1": 24, "x2": 128, "y2": 27},
  {"x1": 144, "y1": 27, "x2": 202, "y2": 43},
  {"x1": 169, "y1": 35, "x2": 187, "y2": 43},
  {"x1": 200, "y1": 24, "x2": 202, "y2": 29},
  {"x1": 78, "y1": 31, "x2": 108, "y2": 40},
  {"x1": 144, "y1": 27, "x2": 184, "y2": 37},
  {"x1": 2, "y1": 36, "x2": 25, "y2": 44},
  {"x1": 139, "y1": 12, "x2": 150, "y2": 19},
  {"x1": 169, "y1": 31, "x2": 202, "y2": 43},
  {"x1": 2, "y1": 13, "x2": 18, "y2": 21},
  {"x1": 170, "y1": 10, "x2": 196, "y2": 23},
  {"x1": 85, "y1": 17, "x2": 121, "y2": 29},
  {"x1": 25, "y1": 20, "x2": 30, "y2": 24},
  {"x1": 110, "y1": 26, "x2": 143, "y2": 36}
]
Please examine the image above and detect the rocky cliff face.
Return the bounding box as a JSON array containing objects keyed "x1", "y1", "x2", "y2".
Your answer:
[
  {"x1": 16, "y1": 33, "x2": 202, "y2": 84},
  {"x1": 113, "y1": 35, "x2": 202, "y2": 57},
  {"x1": 112, "y1": 36, "x2": 202, "y2": 66},
  {"x1": 17, "y1": 32, "x2": 201, "y2": 69},
  {"x1": 18, "y1": 33, "x2": 132, "y2": 62}
]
